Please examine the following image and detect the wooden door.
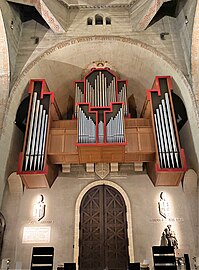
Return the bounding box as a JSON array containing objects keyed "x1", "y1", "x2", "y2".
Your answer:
[{"x1": 79, "y1": 185, "x2": 129, "y2": 270}]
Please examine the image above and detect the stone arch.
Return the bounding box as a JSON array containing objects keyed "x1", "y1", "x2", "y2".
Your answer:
[
  {"x1": 1, "y1": 35, "x2": 199, "y2": 205},
  {"x1": 74, "y1": 180, "x2": 134, "y2": 266},
  {"x1": 0, "y1": 9, "x2": 10, "y2": 130},
  {"x1": 192, "y1": 2, "x2": 199, "y2": 105}
]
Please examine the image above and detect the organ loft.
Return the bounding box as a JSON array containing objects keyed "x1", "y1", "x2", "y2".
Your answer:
[{"x1": 16, "y1": 64, "x2": 187, "y2": 189}]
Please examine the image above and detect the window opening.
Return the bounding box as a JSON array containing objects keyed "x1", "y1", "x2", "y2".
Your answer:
[{"x1": 95, "y1": 14, "x2": 103, "y2": 25}]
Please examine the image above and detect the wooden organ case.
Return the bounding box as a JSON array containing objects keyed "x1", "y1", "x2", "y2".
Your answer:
[
  {"x1": 17, "y1": 80, "x2": 60, "y2": 188},
  {"x1": 17, "y1": 70, "x2": 187, "y2": 188},
  {"x1": 142, "y1": 76, "x2": 187, "y2": 186}
]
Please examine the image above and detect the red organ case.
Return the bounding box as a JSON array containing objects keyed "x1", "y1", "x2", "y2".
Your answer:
[{"x1": 17, "y1": 70, "x2": 186, "y2": 188}]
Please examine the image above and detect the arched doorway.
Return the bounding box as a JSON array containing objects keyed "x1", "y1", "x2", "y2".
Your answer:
[{"x1": 79, "y1": 185, "x2": 129, "y2": 270}]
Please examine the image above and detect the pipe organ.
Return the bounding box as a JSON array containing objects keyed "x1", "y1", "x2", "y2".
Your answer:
[
  {"x1": 75, "y1": 69, "x2": 127, "y2": 146},
  {"x1": 17, "y1": 70, "x2": 187, "y2": 188},
  {"x1": 142, "y1": 76, "x2": 187, "y2": 186},
  {"x1": 17, "y1": 80, "x2": 60, "y2": 188}
]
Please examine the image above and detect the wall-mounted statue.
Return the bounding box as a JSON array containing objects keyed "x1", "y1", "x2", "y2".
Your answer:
[
  {"x1": 160, "y1": 224, "x2": 178, "y2": 249},
  {"x1": 158, "y1": 192, "x2": 170, "y2": 219},
  {"x1": 33, "y1": 194, "x2": 46, "y2": 221}
]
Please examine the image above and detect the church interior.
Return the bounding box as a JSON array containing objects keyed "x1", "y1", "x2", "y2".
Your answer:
[{"x1": 0, "y1": 0, "x2": 199, "y2": 269}]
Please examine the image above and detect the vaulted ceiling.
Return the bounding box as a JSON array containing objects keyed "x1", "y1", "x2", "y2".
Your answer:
[{"x1": 7, "y1": 0, "x2": 178, "y2": 32}]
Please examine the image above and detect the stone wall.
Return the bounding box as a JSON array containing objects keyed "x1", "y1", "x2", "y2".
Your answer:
[
  {"x1": 176, "y1": 0, "x2": 197, "y2": 80},
  {"x1": 1, "y1": 173, "x2": 197, "y2": 269},
  {"x1": 11, "y1": 5, "x2": 189, "y2": 83}
]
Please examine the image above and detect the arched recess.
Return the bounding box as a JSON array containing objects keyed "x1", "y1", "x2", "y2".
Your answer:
[
  {"x1": 74, "y1": 180, "x2": 134, "y2": 267},
  {"x1": 95, "y1": 14, "x2": 103, "y2": 25},
  {"x1": 1, "y1": 35, "x2": 199, "y2": 206},
  {"x1": 0, "y1": 9, "x2": 10, "y2": 130}
]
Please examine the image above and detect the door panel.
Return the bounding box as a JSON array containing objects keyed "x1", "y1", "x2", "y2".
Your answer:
[{"x1": 79, "y1": 185, "x2": 129, "y2": 270}]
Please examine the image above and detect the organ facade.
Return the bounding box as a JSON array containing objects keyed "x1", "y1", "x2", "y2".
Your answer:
[{"x1": 17, "y1": 68, "x2": 187, "y2": 188}]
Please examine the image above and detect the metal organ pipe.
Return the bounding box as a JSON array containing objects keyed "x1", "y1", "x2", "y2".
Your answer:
[
  {"x1": 78, "y1": 107, "x2": 96, "y2": 144},
  {"x1": 154, "y1": 93, "x2": 180, "y2": 169},
  {"x1": 159, "y1": 104, "x2": 171, "y2": 168},
  {"x1": 25, "y1": 92, "x2": 37, "y2": 171},
  {"x1": 76, "y1": 71, "x2": 127, "y2": 145},
  {"x1": 29, "y1": 99, "x2": 40, "y2": 170},
  {"x1": 40, "y1": 114, "x2": 48, "y2": 170},
  {"x1": 98, "y1": 121, "x2": 104, "y2": 143},
  {"x1": 156, "y1": 108, "x2": 166, "y2": 168},
  {"x1": 34, "y1": 104, "x2": 43, "y2": 170},
  {"x1": 106, "y1": 107, "x2": 124, "y2": 143},
  {"x1": 161, "y1": 99, "x2": 175, "y2": 168},
  {"x1": 37, "y1": 110, "x2": 46, "y2": 170},
  {"x1": 154, "y1": 113, "x2": 163, "y2": 168},
  {"x1": 165, "y1": 93, "x2": 179, "y2": 167}
]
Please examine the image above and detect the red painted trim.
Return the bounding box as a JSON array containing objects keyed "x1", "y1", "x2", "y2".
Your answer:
[
  {"x1": 28, "y1": 79, "x2": 54, "y2": 103},
  {"x1": 180, "y1": 148, "x2": 187, "y2": 171},
  {"x1": 17, "y1": 152, "x2": 23, "y2": 173},
  {"x1": 73, "y1": 80, "x2": 84, "y2": 89},
  {"x1": 146, "y1": 88, "x2": 160, "y2": 101},
  {"x1": 85, "y1": 67, "x2": 117, "y2": 79},
  {"x1": 18, "y1": 166, "x2": 48, "y2": 175}
]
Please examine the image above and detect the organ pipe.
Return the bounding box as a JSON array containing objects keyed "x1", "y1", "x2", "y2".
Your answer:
[
  {"x1": 154, "y1": 93, "x2": 180, "y2": 169},
  {"x1": 76, "y1": 69, "x2": 127, "y2": 145}
]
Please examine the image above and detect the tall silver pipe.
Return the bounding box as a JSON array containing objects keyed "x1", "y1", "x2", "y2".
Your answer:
[
  {"x1": 37, "y1": 110, "x2": 46, "y2": 170},
  {"x1": 94, "y1": 79, "x2": 97, "y2": 107},
  {"x1": 154, "y1": 113, "x2": 163, "y2": 168},
  {"x1": 104, "y1": 76, "x2": 107, "y2": 106},
  {"x1": 97, "y1": 75, "x2": 100, "y2": 107},
  {"x1": 102, "y1": 73, "x2": 105, "y2": 107},
  {"x1": 29, "y1": 99, "x2": 40, "y2": 170},
  {"x1": 34, "y1": 104, "x2": 44, "y2": 170},
  {"x1": 162, "y1": 99, "x2": 175, "y2": 168},
  {"x1": 113, "y1": 77, "x2": 116, "y2": 101},
  {"x1": 78, "y1": 107, "x2": 81, "y2": 143},
  {"x1": 85, "y1": 80, "x2": 88, "y2": 103},
  {"x1": 25, "y1": 92, "x2": 37, "y2": 171},
  {"x1": 40, "y1": 114, "x2": 48, "y2": 170},
  {"x1": 156, "y1": 108, "x2": 166, "y2": 168},
  {"x1": 159, "y1": 104, "x2": 171, "y2": 168},
  {"x1": 123, "y1": 84, "x2": 128, "y2": 116},
  {"x1": 165, "y1": 93, "x2": 179, "y2": 167}
]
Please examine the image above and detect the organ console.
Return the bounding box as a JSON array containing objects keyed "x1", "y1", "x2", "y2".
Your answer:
[{"x1": 17, "y1": 69, "x2": 187, "y2": 188}]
